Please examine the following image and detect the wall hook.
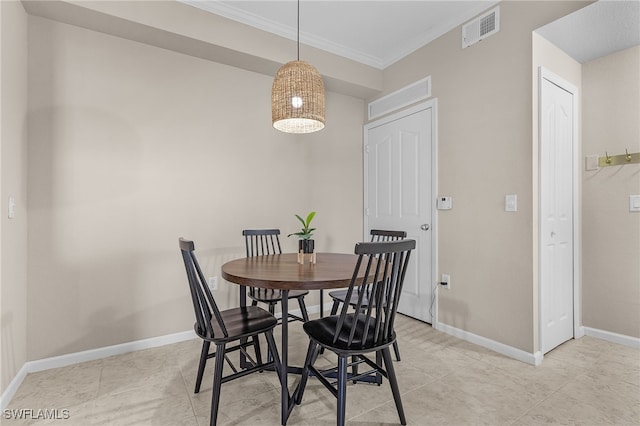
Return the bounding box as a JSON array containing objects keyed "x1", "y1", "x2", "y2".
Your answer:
[{"x1": 598, "y1": 150, "x2": 639, "y2": 167}]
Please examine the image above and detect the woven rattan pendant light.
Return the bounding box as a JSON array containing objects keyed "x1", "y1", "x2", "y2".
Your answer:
[{"x1": 271, "y1": 0, "x2": 325, "y2": 133}]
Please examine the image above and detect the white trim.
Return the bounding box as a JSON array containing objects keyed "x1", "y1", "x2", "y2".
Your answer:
[
  {"x1": 582, "y1": 327, "x2": 640, "y2": 349},
  {"x1": 434, "y1": 320, "x2": 542, "y2": 366},
  {"x1": 363, "y1": 98, "x2": 438, "y2": 325},
  {"x1": 179, "y1": 1, "x2": 498, "y2": 69},
  {"x1": 0, "y1": 364, "x2": 29, "y2": 411},
  {"x1": 0, "y1": 300, "x2": 337, "y2": 410},
  {"x1": 367, "y1": 76, "x2": 431, "y2": 120},
  {"x1": 432, "y1": 101, "x2": 439, "y2": 325},
  {"x1": 180, "y1": 0, "x2": 383, "y2": 68},
  {"x1": 27, "y1": 330, "x2": 196, "y2": 373},
  {"x1": 538, "y1": 66, "x2": 581, "y2": 354},
  {"x1": 0, "y1": 330, "x2": 196, "y2": 410}
]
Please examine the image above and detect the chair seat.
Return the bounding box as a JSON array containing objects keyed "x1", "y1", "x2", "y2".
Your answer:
[
  {"x1": 196, "y1": 306, "x2": 277, "y2": 342},
  {"x1": 303, "y1": 313, "x2": 396, "y2": 352},
  {"x1": 249, "y1": 288, "x2": 309, "y2": 304}
]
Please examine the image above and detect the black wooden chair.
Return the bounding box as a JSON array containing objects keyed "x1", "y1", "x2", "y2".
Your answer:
[
  {"x1": 328, "y1": 229, "x2": 407, "y2": 361},
  {"x1": 179, "y1": 238, "x2": 281, "y2": 426},
  {"x1": 243, "y1": 229, "x2": 310, "y2": 323},
  {"x1": 295, "y1": 239, "x2": 415, "y2": 426}
]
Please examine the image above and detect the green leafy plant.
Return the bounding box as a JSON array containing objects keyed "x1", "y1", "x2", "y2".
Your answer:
[{"x1": 287, "y1": 211, "x2": 316, "y2": 240}]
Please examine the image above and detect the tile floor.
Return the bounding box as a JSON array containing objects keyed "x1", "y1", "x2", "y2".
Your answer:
[{"x1": 4, "y1": 314, "x2": 639, "y2": 425}]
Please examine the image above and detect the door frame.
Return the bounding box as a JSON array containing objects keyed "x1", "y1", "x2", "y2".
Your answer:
[
  {"x1": 363, "y1": 98, "x2": 439, "y2": 323},
  {"x1": 538, "y1": 67, "x2": 581, "y2": 355}
]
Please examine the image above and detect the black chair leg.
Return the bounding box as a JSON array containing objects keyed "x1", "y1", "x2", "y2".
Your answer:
[
  {"x1": 392, "y1": 341, "x2": 401, "y2": 361},
  {"x1": 381, "y1": 347, "x2": 406, "y2": 425},
  {"x1": 375, "y1": 351, "x2": 383, "y2": 385},
  {"x1": 252, "y1": 335, "x2": 263, "y2": 368},
  {"x1": 297, "y1": 297, "x2": 310, "y2": 322},
  {"x1": 351, "y1": 355, "x2": 359, "y2": 384},
  {"x1": 264, "y1": 330, "x2": 282, "y2": 376},
  {"x1": 337, "y1": 355, "x2": 348, "y2": 426},
  {"x1": 265, "y1": 303, "x2": 276, "y2": 363},
  {"x1": 195, "y1": 340, "x2": 210, "y2": 393},
  {"x1": 295, "y1": 340, "x2": 318, "y2": 405},
  {"x1": 210, "y1": 343, "x2": 226, "y2": 426}
]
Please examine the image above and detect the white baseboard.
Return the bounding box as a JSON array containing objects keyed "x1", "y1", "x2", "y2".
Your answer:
[
  {"x1": 0, "y1": 329, "x2": 196, "y2": 411},
  {"x1": 0, "y1": 364, "x2": 29, "y2": 411},
  {"x1": 431, "y1": 322, "x2": 640, "y2": 368},
  {"x1": 582, "y1": 326, "x2": 640, "y2": 349},
  {"x1": 0, "y1": 301, "x2": 334, "y2": 410},
  {"x1": 433, "y1": 320, "x2": 541, "y2": 366}
]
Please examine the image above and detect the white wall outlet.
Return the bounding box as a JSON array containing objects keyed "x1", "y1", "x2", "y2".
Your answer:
[
  {"x1": 208, "y1": 276, "x2": 218, "y2": 291},
  {"x1": 630, "y1": 195, "x2": 640, "y2": 212},
  {"x1": 441, "y1": 273, "x2": 451, "y2": 289}
]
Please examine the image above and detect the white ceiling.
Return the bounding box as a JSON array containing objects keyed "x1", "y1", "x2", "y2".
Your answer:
[
  {"x1": 536, "y1": 0, "x2": 640, "y2": 63},
  {"x1": 182, "y1": 0, "x2": 640, "y2": 68},
  {"x1": 181, "y1": 0, "x2": 498, "y2": 69}
]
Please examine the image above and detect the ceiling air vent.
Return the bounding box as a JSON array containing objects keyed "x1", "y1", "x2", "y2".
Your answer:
[{"x1": 462, "y1": 6, "x2": 500, "y2": 48}]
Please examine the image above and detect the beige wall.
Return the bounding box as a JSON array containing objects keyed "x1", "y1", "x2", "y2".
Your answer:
[
  {"x1": 381, "y1": 1, "x2": 589, "y2": 353},
  {"x1": 26, "y1": 16, "x2": 363, "y2": 361},
  {"x1": 582, "y1": 46, "x2": 640, "y2": 338},
  {"x1": 1, "y1": 0, "x2": 29, "y2": 394},
  {"x1": 5, "y1": 0, "x2": 628, "y2": 398},
  {"x1": 21, "y1": 0, "x2": 382, "y2": 100}
]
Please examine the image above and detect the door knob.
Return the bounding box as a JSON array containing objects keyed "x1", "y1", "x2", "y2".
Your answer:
[{"x1": 421, "y1": 224, "x2": 430, "y2": 231}]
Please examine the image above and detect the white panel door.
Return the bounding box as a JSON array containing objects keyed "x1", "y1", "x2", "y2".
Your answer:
[
  {"x1": 365, "y1": 104, "x2": 434, "y2": 323},
  {"x1": 540, "y1": 74, "x2": 575, "y2": 353}
]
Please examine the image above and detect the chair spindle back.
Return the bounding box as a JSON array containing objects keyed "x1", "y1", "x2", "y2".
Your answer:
[
  {"x1": 370, "y1": 229, "x2": 406, "y2": 242},
  {"x1": 243, "y1": 229, "x2": 282, "y2": 257},
  {"x1": 335, "y1": 239, "x2": 415, "y2": 349},
  {"x1": 179, "y1": 238, "x2": 228, "y2": 339}
]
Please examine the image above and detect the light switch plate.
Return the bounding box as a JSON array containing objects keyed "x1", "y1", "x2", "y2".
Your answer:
[
  {"x1": 505, "y1": 194, "x2": 517, "y2": 212},
  {"x1": 585, "y1": 155, "x2": 599, "y2": 171},
  {"x1": 8, "y1": 196, "x2": 16, "y2": 219},
  {"x1": 437, "y1": 196, "x2": 452, "y2": 210},
  {"x1": 630, "y1": 195, "x2": 640, "y2": 212}
]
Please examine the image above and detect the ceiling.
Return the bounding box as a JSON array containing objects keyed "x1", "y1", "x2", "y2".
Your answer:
[
  {"x1": 536, "y1": 0, "x2": 640, "y2": 63},
  {"x1": 180, "y1": 0, "x2": 498, "y2": 69},
  {"x1": 181, "y1": 0, "x2": 640, "y2": 68}
]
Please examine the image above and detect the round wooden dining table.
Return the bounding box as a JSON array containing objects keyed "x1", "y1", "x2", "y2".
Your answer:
[
  {"x1": 221, "y1": 252, "x2": 360, "y2": 290},
  {"x1": 221, "y1": 252, "x2": 360, "y2": 425}
]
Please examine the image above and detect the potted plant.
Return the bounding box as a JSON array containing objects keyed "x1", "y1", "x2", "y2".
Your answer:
[{"x1": 288, "y1": 211, "x2": 316, "y2": 254}]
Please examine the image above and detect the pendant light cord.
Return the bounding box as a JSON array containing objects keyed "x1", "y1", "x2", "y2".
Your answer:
[{"x1": 297, "y1": 0, "x2": 300, "y2": 60}]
